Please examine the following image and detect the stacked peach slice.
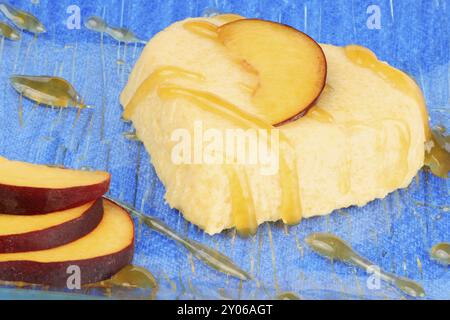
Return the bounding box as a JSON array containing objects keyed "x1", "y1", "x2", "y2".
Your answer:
[{"x1": 0, "y1": 157, "x2": 134, "y2": 286}]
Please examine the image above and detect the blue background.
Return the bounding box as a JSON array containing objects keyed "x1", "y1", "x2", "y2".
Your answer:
[{"x1": 0, "y1": 0, "x2": 448, "y2": 299}]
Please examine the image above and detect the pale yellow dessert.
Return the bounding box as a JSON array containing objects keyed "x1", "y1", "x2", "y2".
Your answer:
[{"x1": 120, "y1": 15, "x2": 428, "y2": 235}]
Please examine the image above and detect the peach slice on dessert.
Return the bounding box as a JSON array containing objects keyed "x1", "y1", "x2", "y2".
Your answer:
[
  {"x1": 0, "y1": 199, "x2": 134, "y2": 286},
  {"x1": 0, "y1": 157, "x2": 110, "y2": 214},
  {"x1": 0, "y1": 199, "x2": 103, "y2": 253},
  {"x1": 218, "y1": 19, "x2": 327, "y2": 126}
]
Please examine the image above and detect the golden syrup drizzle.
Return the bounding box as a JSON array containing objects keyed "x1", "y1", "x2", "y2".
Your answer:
[
  {"x1": 107, "y1": 26, "x2": 146, "y2": 44},
  {"x1": 123, "y1": 131, "x2": 140, "y2": 141},
  {"x1": 0, "y1": 2, "x2": 45, "y2": 34},
  {"x1": 103, "y1": 196, "x2": 251, "y2": 280},
  {"x1": 344, "y1": 45, "x2": 430, "y2": 140},
  {"x1": 9, "y1": 75, "x2": 85, "y2": 108},
  {"x1": 305, "y1": 105, "x2": 334, "y2": 123},
  {"x1": 213, "y1": 14, "x2": 245, "y2": 24},
  {"x1": 0, "y1": 265, "x2": 157, "y2": 299},
  {"x1": 85, "y1": 16, "x2": 146, "y2": 44},
  {"x1": 85, "y1": 16, "x2": 107, "y2": 32},
  {"x1": 157, "y1": 85, "x2": 302, "y2": 232},
  {"x1": 380, "y1": 119, "x2": 411, "y2": 189},
  {"x1": 238, "y1": 82, "x2": 256, "y2": 94},
  {"x1": 339, "y1": 153, "x2": 351, "y2": 194},
  {"x1": 278, "y1": 150, "x2": 302, "y2": 225},
  {"x1": 430, "y1": 242, "x2": 450, "y2": 266},
  {"x1": 346, "y1": 116, "x2": 412, "y2": 189},
  {"x1": 183, "y1": 18, "x2": 252, "y2": 68},
  {"x1": 0, "y1": 22, "x2": 20, "y2": 40},
  {"x1": 158, "y1": 85, "x2": 270, "y2": 128},
  {"x1": 275, "y1": 291, "x2": 301, "y2": 300},
  {"x1": 183, "y1": 20, "x2": 219, "y2": 40},
  {"x1": 424, "y1": 128, "x2": 450, "y2": 179},
  {"x1": 307, "y1": 105, "x2": 349, "y2": 194},
  {"x1": 306, "y1": 233, "x2": 425, "y2": 298},
  {"x1": 91, "y1": 265, "x2": 158, "y2": 299},
  {"x1": 226, "y1": 166, "x2": 257, "y2": 236},
  {"x1": 304, "y1": 104, "x2": 351, "y2": 194},
  {"x1": 122, "y1": 66, "x2": 205, "y2": 120}
]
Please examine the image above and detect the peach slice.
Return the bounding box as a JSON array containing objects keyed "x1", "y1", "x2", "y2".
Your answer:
[
  {"x1": 0, "y1": 199, "x2": 134, "y2": 286},
  {"x1": 218, "y1": 19, "x2": 327, "y2": 125},
  {"x1": 0, "y1": 157, "x2": 110, "y2": 214},
  {"x1": 0, "y1": 199, "x2": 103, "y2": 253}
]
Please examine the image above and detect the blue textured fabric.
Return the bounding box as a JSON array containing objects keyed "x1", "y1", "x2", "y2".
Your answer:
[{"x1": 0, "y1": 0, "x2": 448, "y2": 300}]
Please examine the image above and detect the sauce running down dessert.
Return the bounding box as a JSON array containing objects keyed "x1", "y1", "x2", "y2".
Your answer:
[
  {"x1": 345, "y1": 46, "x2": 450, "y2": 178},
  {"x1": 183, "y1": 20, "x2": 219, "y2": 40},
  {"x1": 157, "y1": 85, "x2": 302, "y2": 233},
  {"x1": 344, "y1": 45, "x2": 430, "y2": 140},
  {"x1": 121, "y1": 16, "x2": 431, "y2": 235},
  {"x1": 122, "y1": 66, "x2": 205, "y2": 120}
]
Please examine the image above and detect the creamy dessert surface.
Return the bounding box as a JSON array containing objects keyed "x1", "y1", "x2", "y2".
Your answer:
[{"x1": 121, "y1": 17, "x2": 426, "y2": 235}]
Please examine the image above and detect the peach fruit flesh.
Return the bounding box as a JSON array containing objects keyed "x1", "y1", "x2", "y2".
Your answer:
[
  {"x1": 0, "y1": 199, "x2": 103, "y2": 253},
  {"x1": 217, "y1": 19, "x2": 327, "y2": 126},
  {"x1": 0, "y1": 156, "x2": 110, "y2": 214},
  {"x1": 0, "y1": 199, "x2": 134, "y2": 286}
]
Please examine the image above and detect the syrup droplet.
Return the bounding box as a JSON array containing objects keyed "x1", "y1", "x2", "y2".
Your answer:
[
  {"x1": 123, "y1": 131, "x2": 139, "y2": 141},
  {"x1": 103, "y1": 196, "x2": 251, "y2": 281},
  {"x1": 0, "y1": 2, "x2": 45, "y2": 34},
  {"x1": 430, "y1": 242, "x2": 450, "y2": 266},
  {"x1": 425, "y1": 127, "x2": 450, "y2": 179},
  {"x1": 105, "y1": 265, "x2": 158, "y2": 290},
  {"x1": 84, "y1": 16, "x2": 107, "y2": 32},
  {"x1": 306, "y1": 233, "x2": 425, "y2": 298},
  {"x1": 85, "y1": 16, "x2": 146, "y2": 44},
  {"x1": 275, "y1": 292, "x2": 301, "y2": 300},
  {"x1": 0, "y1": 21, "x2": 20, "y2": 40},
  {"x1": 10, "y1": 75, "x2": 86, "y2": 108},
  {"x1": 82, "y1": 265, "x2": 158, "y2": 299},
  {"x1": 107, "y1": 26, "x2": 146, "y2": 44}
]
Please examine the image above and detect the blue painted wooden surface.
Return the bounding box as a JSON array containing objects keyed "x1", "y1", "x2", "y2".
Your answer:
[{"x1": 0, "y1": 0, "x2": 448, "y2": 299}]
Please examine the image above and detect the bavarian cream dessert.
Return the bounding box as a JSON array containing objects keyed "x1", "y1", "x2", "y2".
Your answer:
[{"x1": 120, "y1": 15, "x2": 429, "y2": 235}]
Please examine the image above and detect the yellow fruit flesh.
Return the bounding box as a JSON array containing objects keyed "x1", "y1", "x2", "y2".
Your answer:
[
  {"x1": 218, "y1": 19, "x2": 327, "y2": 125},
  {"x1": 0, "y1": 201, "x2": 96, "y2": 235},
  {"x1": 0, "y1": 157, "x2": 108, "y2": 188},
  {"x1": 0, "y1": 200, "x2": 133, "y2": 262}
]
